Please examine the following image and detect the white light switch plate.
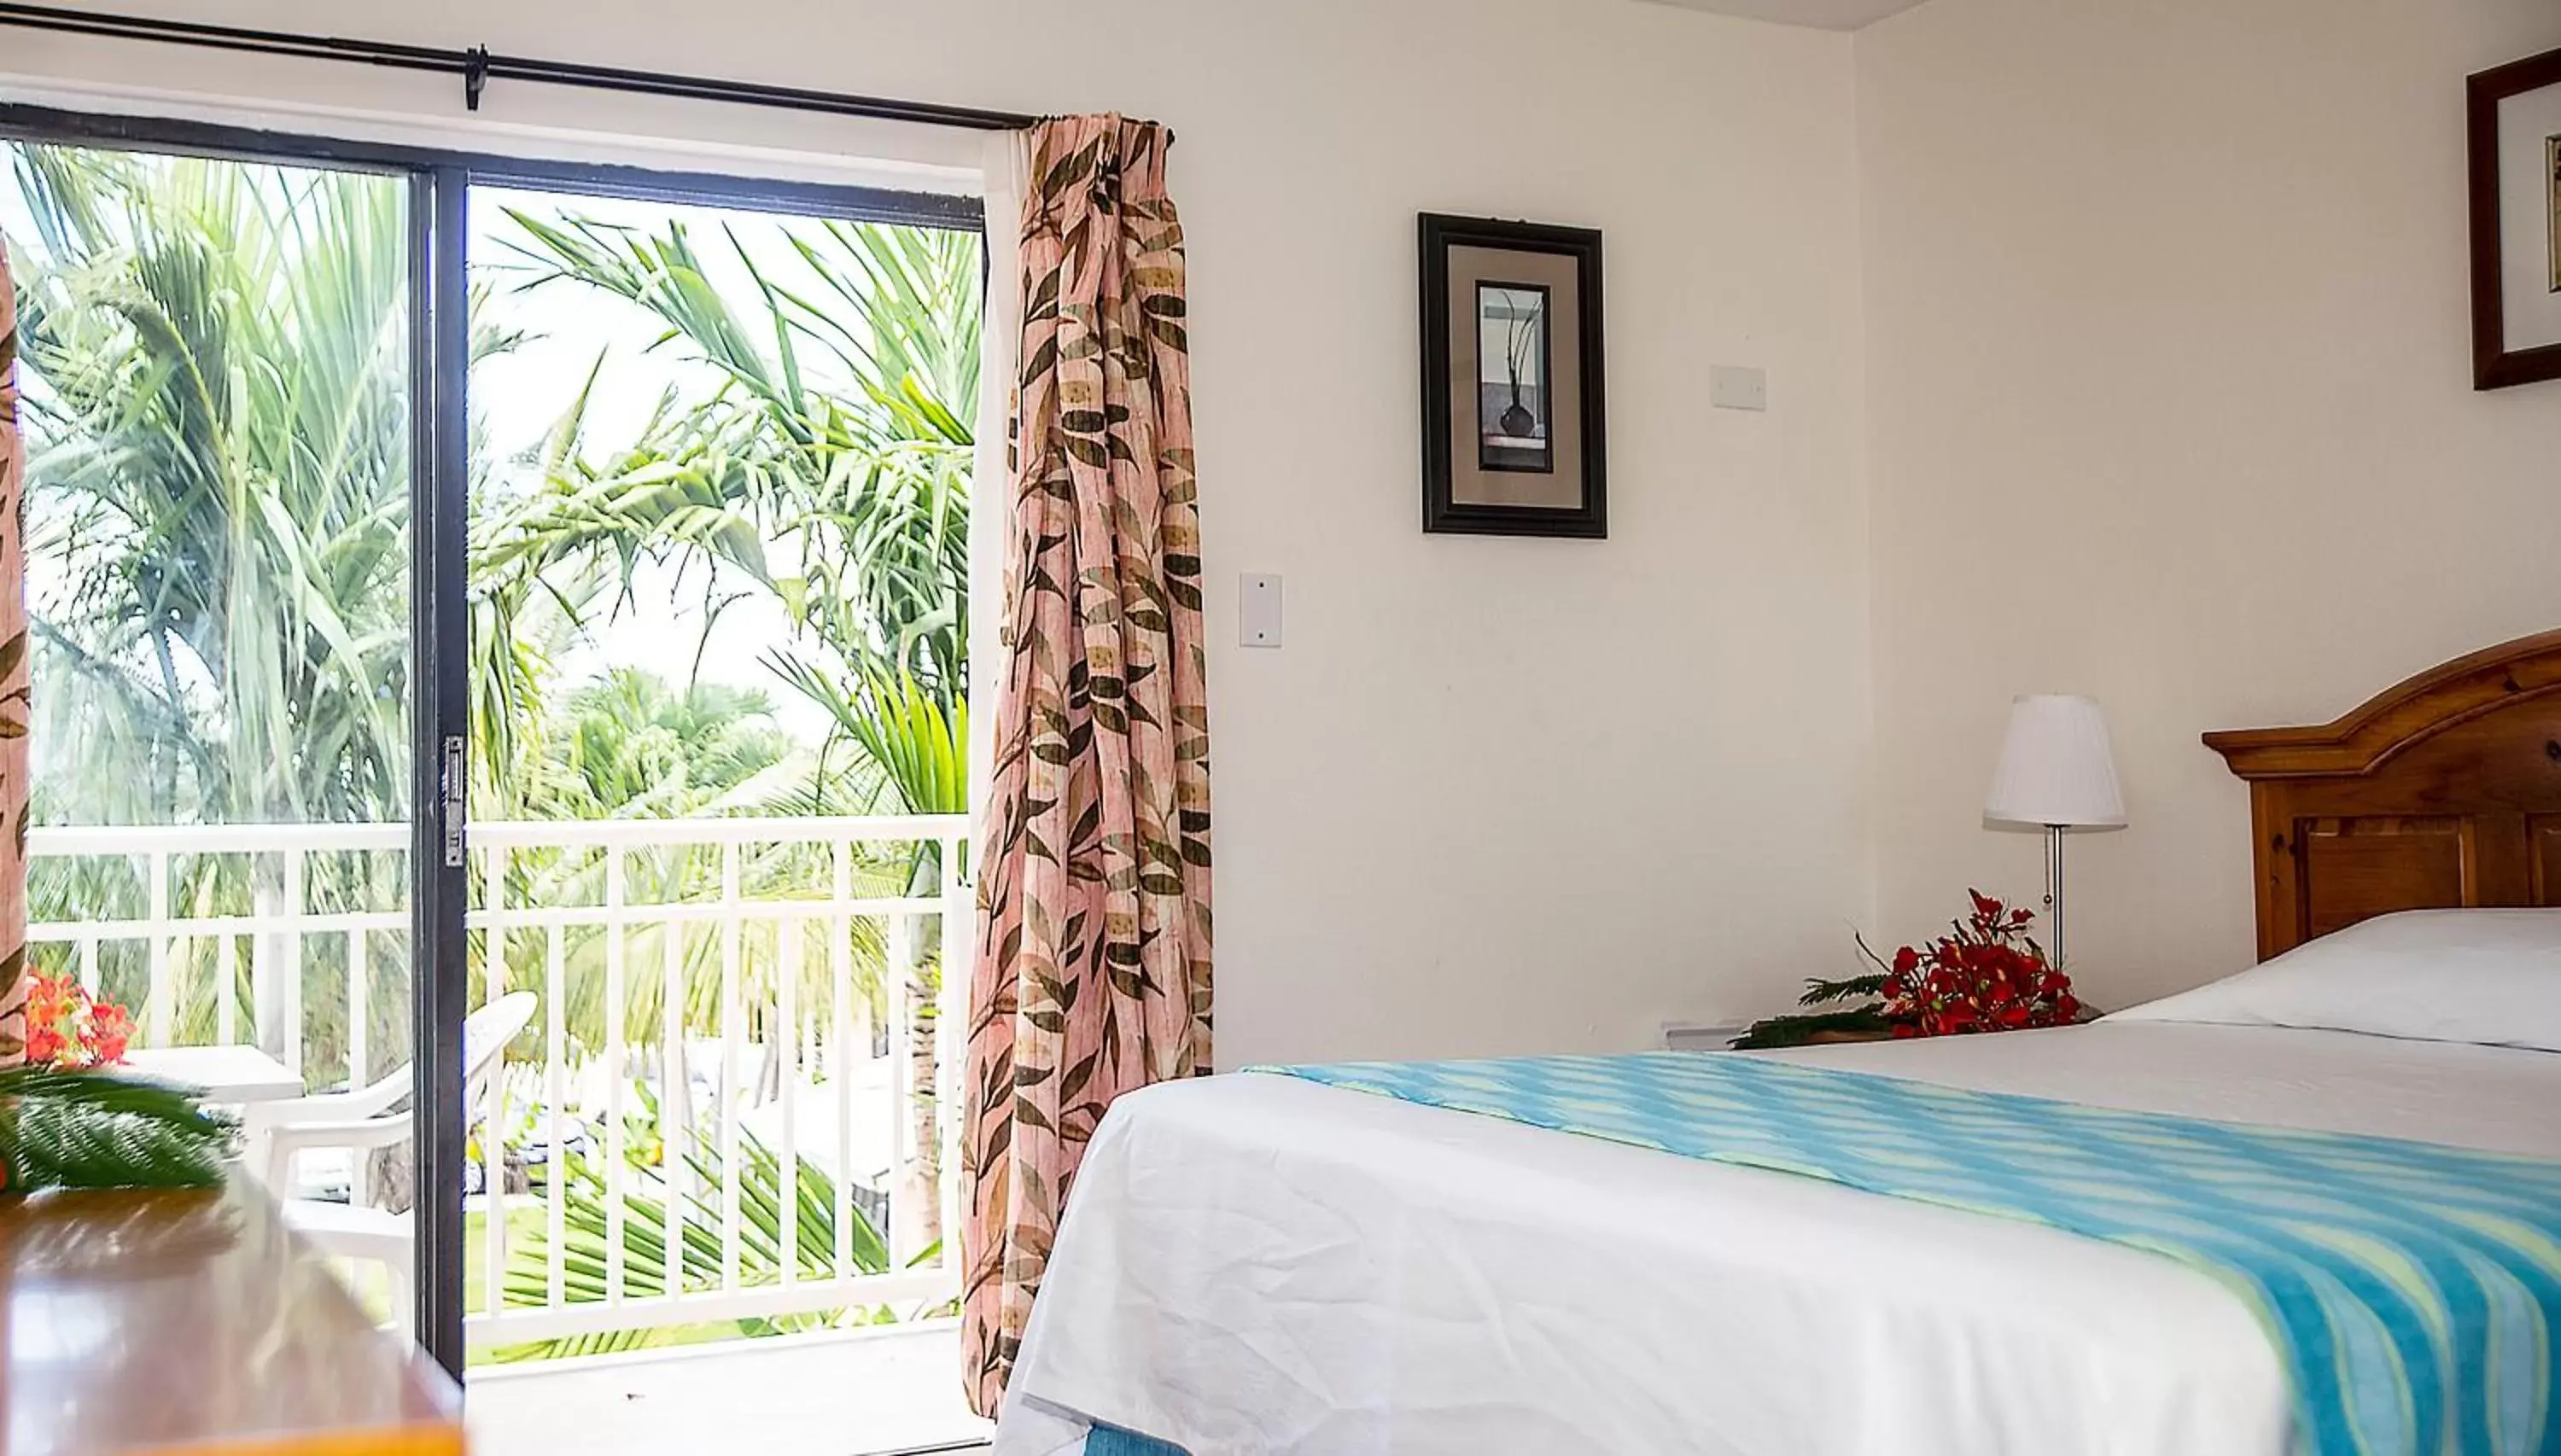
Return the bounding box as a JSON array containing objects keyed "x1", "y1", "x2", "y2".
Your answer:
[
  {"x1": 1709, "y1": 364, "x2": 1768, "y2": 411},
  {"x1": 1240, "y1": 574, "x2": 1283, "y2": 648}
]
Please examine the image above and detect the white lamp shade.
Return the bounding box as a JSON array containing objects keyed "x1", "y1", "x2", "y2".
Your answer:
[{"x1": 1985, "y1": 694, "x2": 2126, "y2": 829}]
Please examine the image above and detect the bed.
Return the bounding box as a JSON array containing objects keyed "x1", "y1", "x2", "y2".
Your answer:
[{"x1": 990, "y1": 632, "x2": 2561, "y2": 1456}]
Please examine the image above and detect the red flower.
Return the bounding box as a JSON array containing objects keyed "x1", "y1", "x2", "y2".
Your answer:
[
  {"x1": 1872, "y1": 889, "x2": 2077, "y2": 1042},
  {"x1": 20, "y1": 971, "x2": 137, "y2": 1069},
  {"x1": 89, "y1": 1002, "x2": 134, "y2": 1066}
]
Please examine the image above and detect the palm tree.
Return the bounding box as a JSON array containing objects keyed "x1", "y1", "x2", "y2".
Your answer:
[
  {"x1": 13, "y1": 144, "x2": 413, "y2": 830},
  {"x1": 522, "y1": 669, "x2": 789, "y2": 821},
  {"x1": 8, "y1": 143, "x2": 982, "y2": 1313},
  {"x1": 9, "y1": 144, "x2": 417, "y2": 1070},
  {"x1": 493, "y1": 209, "x2": 980, "y2": 1249},
  {"x1": 490, "y1": 212, "x2": 977, "y2": 708}
]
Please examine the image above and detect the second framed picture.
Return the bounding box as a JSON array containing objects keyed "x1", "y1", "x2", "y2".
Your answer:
[
  {"x1": 2470, "y1": 44, "x2": 2561, "y2": 389},
  {"x1": 1420, "y1": 213, "x2": 1607, "y2": 538}
]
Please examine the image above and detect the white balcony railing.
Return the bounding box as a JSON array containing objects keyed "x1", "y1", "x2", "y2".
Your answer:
[{"x1": 26, "y1": 815, "x2": 971, "y2": 1354}]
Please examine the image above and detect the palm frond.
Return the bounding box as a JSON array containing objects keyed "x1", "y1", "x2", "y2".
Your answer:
[
  {"x1": 0, "y1": 1069, "x2": 236, "y2": 1192},
  {"x1": 489, "y1": 1119, "x2": 895, "y2": 1362}
]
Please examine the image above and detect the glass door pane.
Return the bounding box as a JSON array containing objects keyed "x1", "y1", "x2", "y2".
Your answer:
[
  {"x1": 456, "y1": 174, "x2": 988, "y2": 1452},
  {"x1": 3, "y1": 139, "x2": 423, "y2": 1323}
]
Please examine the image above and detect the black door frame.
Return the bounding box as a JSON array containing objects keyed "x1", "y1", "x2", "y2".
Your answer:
[
  {"x1": 0, "y1": 102, "x2": 983, "y2": 1379},
  {"x1": 414, "y1": 162, "x2": 475, "y2": 1374}
]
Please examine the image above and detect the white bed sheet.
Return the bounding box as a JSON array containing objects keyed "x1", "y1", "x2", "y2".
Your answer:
[{"x1": 991, "y1": 1022, "x2": 2561, "y2": 1456}]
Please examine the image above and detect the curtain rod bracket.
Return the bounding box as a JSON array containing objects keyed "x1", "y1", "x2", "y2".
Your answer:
[{"x1": 462, "y1": 46, "x2": 489, "y2": 112}]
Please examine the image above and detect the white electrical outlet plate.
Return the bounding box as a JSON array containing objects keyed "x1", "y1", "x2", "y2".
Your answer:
[
  {"x1": 1240, "y1": 574, "x2": 1283, "y2": 647},
  {"x1": 1709, "y1": 365, "x2": 1768, "y2": 411}
]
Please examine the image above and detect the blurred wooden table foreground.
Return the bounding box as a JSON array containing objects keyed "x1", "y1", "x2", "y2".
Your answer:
[{"x1": 0, "y1": 1176, "x2": 462, "y2": 1456}]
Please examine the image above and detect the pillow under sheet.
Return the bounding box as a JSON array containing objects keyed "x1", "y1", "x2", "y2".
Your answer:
[{"x1": 2109, "y1": 908, "x2": 2561, "y2": 1053}]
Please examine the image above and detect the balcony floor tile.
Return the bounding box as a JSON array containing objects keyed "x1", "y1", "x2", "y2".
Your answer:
[{"x1": 467, "y1": 1322, "x2": 992, "y2": 1456}]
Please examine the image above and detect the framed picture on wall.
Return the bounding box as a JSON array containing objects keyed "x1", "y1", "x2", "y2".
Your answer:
[
  {"x1": 2469, "y1": 44, "x2": 2561, "y2": 390},
  {"x1": 1419, "y1": 214, "x2": 1607, "y2": 537}
]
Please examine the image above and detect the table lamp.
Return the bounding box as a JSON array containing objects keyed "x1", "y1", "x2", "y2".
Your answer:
[{"x1": 1984, "y1": 694, "x2": 2125, "y2": 967}]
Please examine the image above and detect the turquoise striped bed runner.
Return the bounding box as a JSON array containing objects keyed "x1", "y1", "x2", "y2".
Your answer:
[{"x1": 1245, "y1": 1052, "x2": 2561, "y2": 1456}]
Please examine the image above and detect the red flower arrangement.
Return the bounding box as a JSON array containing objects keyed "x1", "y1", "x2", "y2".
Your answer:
[
  {"x1": 1870, "y1": 890, "x2": 2080, "y2": 1038},
  {"x1": 1733, "y1": 889, "x2": 2085, "y2": 1048},
  {"x1": 23, "y1": 971, "x2": 136, "y2": 1069}
]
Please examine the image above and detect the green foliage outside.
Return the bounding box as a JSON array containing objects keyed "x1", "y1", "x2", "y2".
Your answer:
[
  {"x1": 478, "y1": 1113, "x2": 935, "y2": 1364},
  {"x1": 3, "y1": 141, "x2": 979, "y2": 1355}
]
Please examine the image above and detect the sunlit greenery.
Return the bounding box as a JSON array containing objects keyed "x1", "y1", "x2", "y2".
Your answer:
[
  {"x1": 481, "y1": 204, "x2": 976, "y2": 1255},
  {"x1": 13, "y1": 146, "x2": 413, "y2": 832},
  {"x1": 481, "y1": 208, "x2": 976, "y2": 818},
  {"x1": 483, "y1": 1112, "x2": 924, "y2": 1364},
  {"x1": 4, "y1": 141, "x2": 979, "y2": 1353}
]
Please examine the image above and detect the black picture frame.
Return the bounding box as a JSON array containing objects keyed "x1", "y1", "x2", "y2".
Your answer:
[
  {"x1": 1420, "y1": 214, "x2": 1607, "y2": 538},
  {"x1": 2468, "y1": 44, "x2": 2561, "y2": 391}
]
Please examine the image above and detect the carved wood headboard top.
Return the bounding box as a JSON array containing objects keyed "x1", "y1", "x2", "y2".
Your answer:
[{"x1": 2205, "y1": 629, "x2": 2561, "y2": 960}]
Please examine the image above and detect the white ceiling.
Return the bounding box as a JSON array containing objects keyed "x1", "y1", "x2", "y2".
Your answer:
[{"x1": 1642, "y1": 0, "x2": 1930, "y2": 30}]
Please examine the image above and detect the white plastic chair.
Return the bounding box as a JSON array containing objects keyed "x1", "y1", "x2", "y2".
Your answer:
[{"x1": 243, "y1": 992, "x2": 540, "y2": 1336}]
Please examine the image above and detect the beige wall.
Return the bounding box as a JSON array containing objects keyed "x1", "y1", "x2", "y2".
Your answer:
[
  {"x1": 11, "y1": 0, "x2": 2546, "y2": 1049},
  {"x1": 4, "y1": 0, "x2": 1876, "y2": 1063},
  {"x1": 1856, "y1": 0, "x2": 2561, "y2": 1010}
]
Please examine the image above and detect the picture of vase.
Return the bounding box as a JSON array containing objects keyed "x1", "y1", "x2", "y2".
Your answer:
[{"x1": 1476, "y1": 282, "x2": 1552, "y2": 473}]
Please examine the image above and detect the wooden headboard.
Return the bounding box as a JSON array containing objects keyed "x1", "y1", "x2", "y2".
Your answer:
[{"x1": 2206, "y1": 629, "x2": 2561, "y2": 961}]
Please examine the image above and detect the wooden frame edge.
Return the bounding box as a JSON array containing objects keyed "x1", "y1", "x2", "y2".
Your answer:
[
  {"x1": 2204, "y1": 627, "x2": 2561, "y2": 778},
  {"x1": 2467, "y1": 44, "x2": 2561, "y2": 392},
  {"x1": 1418, "y1": 212, "x2": 1609, "y2": 539}
]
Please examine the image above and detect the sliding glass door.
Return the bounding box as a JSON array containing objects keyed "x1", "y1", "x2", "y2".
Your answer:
[
  {"x1": 451, "y1": 178, "x2": 982, "y2": 1379},
  {"x1": 4, "y1": 111, "x2": 985, "y2": 1406},
  {"x1": 3, "y1": 142, "x2": 421, "y2": 1075},
  {"x1": 1, "y1": 129, "x2": 458, "y2": 1355}
]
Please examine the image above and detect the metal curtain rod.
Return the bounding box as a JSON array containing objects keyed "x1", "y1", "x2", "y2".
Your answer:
[{"x1": 0, "y1": 2, "x2": 1043, "y2": 132}]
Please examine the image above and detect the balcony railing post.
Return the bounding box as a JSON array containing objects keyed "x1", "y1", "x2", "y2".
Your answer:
[
  {"x1": 347, "y1": 930, "x2": 370, "y2": 1092},
  {"x1": 887, "y1": 909, "x2": 918, "y2": 1267},
  {"x1": 662, "y1": 917, "x2": 686, "y2": 1299},
  {"x1": 719, "y1": 842, "x2": 743, "y2": 1293},
  {"x1": 144, "y1": 849, "x2": 171, "y2": 1049},
  {"x1": 778, "y1": 915, "x2": 801, "y2": 1290},
  {"x1": 544, "y1": 922, "x2": 568, "y2": 1310},
  {"x1": 280, "y1": 847, "x2": 305, "y2": 1079},
  {"x1": 251, "y1": 859, "x2": 277, "y2": 1061},
  {"x1": 604, "y1": 846, "x2": 627, "y2": 1306},
  {"x1": 216, "y1": 932, "x2": 238, "y2": 1046},
  {"x1": 831, "y1": 840, "x2": 854, "y2": 1284}
]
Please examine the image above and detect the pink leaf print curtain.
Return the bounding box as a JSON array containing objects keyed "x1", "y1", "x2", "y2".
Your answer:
[
  {"x1": 960, "y1": 115, "x2": 1212, "y2": 1415},
  {"x1": 0, "y1": 242, "x2": 26, "y2": 1069}
]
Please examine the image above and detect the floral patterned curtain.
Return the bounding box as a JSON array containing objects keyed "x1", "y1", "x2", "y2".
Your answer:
[
  {"x1": 961, "y1": 115, "x2": 1212, "y2": 1414},
  {"x1": 0, "y1": 243, "x2": 26, "y2": 1069}
]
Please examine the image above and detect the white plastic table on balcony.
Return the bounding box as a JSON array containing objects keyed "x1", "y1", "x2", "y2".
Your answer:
[{"x1": 125, "y1": 1045, "x2": 306, "y2": 1104}]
